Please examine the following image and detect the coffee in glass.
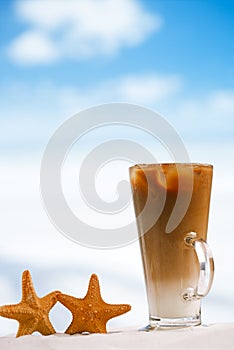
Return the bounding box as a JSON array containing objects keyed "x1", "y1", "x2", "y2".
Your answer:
[{"x1": 129, "y1": 163, "x2": 214, "y2": 329}]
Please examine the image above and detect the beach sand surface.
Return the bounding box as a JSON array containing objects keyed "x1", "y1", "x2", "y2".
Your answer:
[{"x1": 0, "y1": 324, "x2": 233, "y2": 350}]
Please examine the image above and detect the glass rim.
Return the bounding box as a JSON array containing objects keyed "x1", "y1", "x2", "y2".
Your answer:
[{"x1": 129, "y1": 163, "x2": 213, "y2": 170}]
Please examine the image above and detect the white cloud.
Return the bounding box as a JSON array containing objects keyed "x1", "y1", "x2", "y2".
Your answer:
[
  {"x1": 0, "y1": 74, "x2": 233, "y2": 151},
  {"x1": 0, "y1": 73, "x2": 182, "y2": 146},
  {"x1": 60, "y1": 82, "x2": 234, "y2": 137},
  {"x1": 119, "y1": 75, "x2": 182, "y2": 104},
  {"x1": 47, "y1": 73, "x2": 182, "y2": 111},
  {"x1": 8, "y1": 30, "x2": 59, "y2": 64},
  {"x1": 209, "y1": 90, "x2": 234, "y2": 112},
  {"x1": 8, "y1": 0, "x2": 162, "y2": 65},
  {"x1": 173, "y1": 90, "x2": 234, "y2": 134}
]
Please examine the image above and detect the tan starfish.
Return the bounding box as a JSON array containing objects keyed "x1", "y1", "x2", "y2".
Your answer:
[
  {"x1": 57, "y1": 274, "x2": 131, "y2": 334},
  {"x1": 0, "y1": 270, "x2": 61, "y2": 337}
]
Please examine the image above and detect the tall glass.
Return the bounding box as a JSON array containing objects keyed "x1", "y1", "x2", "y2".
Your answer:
[{"x1": 129, "y1": 163, "x2": 214, "y2": 329}]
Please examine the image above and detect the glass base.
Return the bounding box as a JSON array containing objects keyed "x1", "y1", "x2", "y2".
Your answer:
[{"x1": 141, "y1": 314, "x2": 201, "y2": 331}]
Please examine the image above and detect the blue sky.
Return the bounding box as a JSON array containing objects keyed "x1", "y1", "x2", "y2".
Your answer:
[
  {"x1": 0, "y1": 0, "x2": 233, "y2": 90},
  {"x1": 0, "y1": 0, "x2": 233, "y2": 152}
]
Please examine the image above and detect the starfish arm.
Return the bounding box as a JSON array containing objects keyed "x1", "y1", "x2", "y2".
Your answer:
[
  {"x1": 21, "y1": 270, "x2": 40, "y2": 309},
  {"x1": 85, "y1": 274, "x2": 102, "y2": 303},
  {"x1": 57, "y1": 293, "x2": 82, "y2": 311},
  {"x1": 36, "y1": 316, "x2": 56, "y2": 336},
  {"x1": 0, "y1": 304, "x2": 20, "y2": 320},
  {"x1": 65, "y1": 318, "x2": 81, "y2": 335},
  {"x1": 0, "y1": 303, "x2": 35, "y2": 321},
  {"x1": 16, "y1": 319, "x2": 38, "y2": 337},
  {"x1": 66, "y1": 318, "x2": 106, "y2": 334},
  {"x1": 103, "y1": 303, "x2": 131, "y2": 320},
  {"x1": 90, "y1": 321, "x2": 107, "y2": 333},
  {"x1": 40, "y1": 291, "x2": 61, "y2": 313}
]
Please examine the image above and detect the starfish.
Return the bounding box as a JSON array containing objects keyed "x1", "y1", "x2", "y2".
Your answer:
[
  {"x1": 0, "y1": 270, "x2": 61, "y2": 337},
  {"x1": 57, "y1": 274, "x2": 131, "y2": 334}
]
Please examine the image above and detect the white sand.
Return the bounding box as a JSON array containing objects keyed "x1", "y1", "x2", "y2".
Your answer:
[{"x1": 0, "y1": 324, "x2": 233, "y2": 350}]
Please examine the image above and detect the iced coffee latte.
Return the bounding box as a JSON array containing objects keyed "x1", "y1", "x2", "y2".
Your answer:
[{"x1": 130, "y1": 163, "x2": 214, "y2": 328}]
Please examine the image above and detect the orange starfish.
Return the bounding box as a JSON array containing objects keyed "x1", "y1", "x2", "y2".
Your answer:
[
  {"x1": 0, "y1": 270, "x2": 61, "y2": 337},
  {"x1": 57, "y1": 274, "x2": 131, "y2": 334}
]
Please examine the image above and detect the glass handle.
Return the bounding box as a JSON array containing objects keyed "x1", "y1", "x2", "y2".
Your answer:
[{"x1": 183, "y1": 232, "x2": 214, "y2": 301}]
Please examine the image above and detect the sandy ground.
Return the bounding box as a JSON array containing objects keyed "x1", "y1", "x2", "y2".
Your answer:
[{"x1": 0, "y1": 324, "x2": 234, "y2": 350}]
